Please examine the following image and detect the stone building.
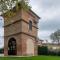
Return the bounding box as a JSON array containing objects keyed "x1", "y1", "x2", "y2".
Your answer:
[{"x1": 4, "y1": 8, "x2": 40, "y2": 56}]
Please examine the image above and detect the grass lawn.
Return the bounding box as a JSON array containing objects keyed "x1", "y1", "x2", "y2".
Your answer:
[{"x1": 0, "y1": 55, "x2": 60, "y2": 60}]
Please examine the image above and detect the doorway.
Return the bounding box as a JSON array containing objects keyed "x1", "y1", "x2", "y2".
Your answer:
[{"x1": 8, "y1": 38, "x2": 17, "y2": 55}]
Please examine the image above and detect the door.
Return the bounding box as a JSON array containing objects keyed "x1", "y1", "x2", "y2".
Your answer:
[{"x1": 8, "y1": 38, "x2": 17, "y2": 55}]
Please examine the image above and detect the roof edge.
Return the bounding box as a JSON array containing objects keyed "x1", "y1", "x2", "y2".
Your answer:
[{"x1": 29, "y1": 9, "x2": 40, "y2": 19}]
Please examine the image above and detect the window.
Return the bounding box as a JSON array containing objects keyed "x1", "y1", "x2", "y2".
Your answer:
[{"x1": 29, "y1": 20, "x2": 32, "y2": 31}]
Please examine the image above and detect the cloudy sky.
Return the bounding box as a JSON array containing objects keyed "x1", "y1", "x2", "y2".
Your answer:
[
  {"x1": 0, "y1": 0, "x2": 60, "y2": 48},
  {"x1": 30, "y1": 0, "x2": 60, "y2": 42},
  {"x1": 0, "y1": 16, "x2": 4, "y2": 48}
]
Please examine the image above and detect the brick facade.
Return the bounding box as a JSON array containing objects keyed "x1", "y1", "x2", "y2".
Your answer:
[{"x1": 4, "y1": 9, "x2": 40, "y2": 56}]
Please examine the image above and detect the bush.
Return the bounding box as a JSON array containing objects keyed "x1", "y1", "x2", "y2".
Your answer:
[
  {"x1": 38, "y1": 46, "x2": 48, "y2": 55},
  {"x1": 57, "y1": 51, "x2": 60, "y2": 56},
  {"x1": 38, "y1": 46, "x2": 60, "y2": 56},
  {"x1": 48, "y1": 51, "x2": 57, "y2": 56},
  {"x1": 0, "y1": 48, "x2": 4, "y2": 54}
]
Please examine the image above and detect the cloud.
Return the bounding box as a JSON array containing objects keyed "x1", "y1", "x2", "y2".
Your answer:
[
  {"x1": 0, "y1": 28, "x2": 4, "y2": 36},
  {"x1": 38, "y1": 30, "x2": 55, "y2": 43},
  {"x1": 0, "y1": 16, "x2": 4, "y2": 48},
  {"x1": 30, "y1": 0, "x2": 60, "y2": 22},
  {"x1": 38, "y1": 30, "x2": 54, "y2": 39},
  {"x1": 38, "y1": 17, "x2": 60, "y2": 31},
  {"x1": 0, "y1": 0, "x2": 60, "y2": 48},
  {"x1": 30, "y1": 0, "x2": 60, "y2": 40},
  {"x1": 0, "y1": 27, "x2": 4, "y2": 48},
  {"x1": 0, "y1": 36, "x2": 4, "y2": 48},
  {"x1": 0, "y1": 16, "x2": 4, "y2": 27},
  {"x1": 41, "y1": 0, "x2": 60, "y2": 9}
]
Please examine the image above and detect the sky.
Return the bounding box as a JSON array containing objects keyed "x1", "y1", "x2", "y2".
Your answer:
[
  {"x1": 0, "y1": 16, "x2": 4, "y2": 48},
  {"x1": 0, "y1": 0, "x2": 60, "y2": 48},
  {"x1": 30, "y1": 0, "x2": 60, "y2": 42}
]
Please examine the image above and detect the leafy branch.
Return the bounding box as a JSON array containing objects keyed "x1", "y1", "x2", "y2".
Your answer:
[{"x1": 0, "y1": 0, "x2": 31, "y2": 19}]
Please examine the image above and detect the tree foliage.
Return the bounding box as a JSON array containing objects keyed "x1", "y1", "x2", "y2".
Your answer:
[
  {"x1": 50, "y1": 29, "x2": 60, "y2": 44},
  {"x1": 0, "y1": 0, "x2": 31, "y2": 18}
]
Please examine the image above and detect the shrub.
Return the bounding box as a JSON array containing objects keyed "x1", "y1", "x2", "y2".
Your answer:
[{"x1": 38, "y1": 46, "x2": 48, "y2": 55}]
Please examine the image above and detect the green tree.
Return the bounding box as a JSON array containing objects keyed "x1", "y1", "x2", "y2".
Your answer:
[
  {"x1": 50, "y1": 29, "x2": 60, "y2": 44},
  {"x1": 0, "y1": 0, "x2": 31, "y2": 17}
]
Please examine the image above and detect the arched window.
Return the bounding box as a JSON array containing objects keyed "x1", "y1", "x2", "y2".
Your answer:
[{"x1": 29, "y1": 20, "x2": 32, "y2": 31}]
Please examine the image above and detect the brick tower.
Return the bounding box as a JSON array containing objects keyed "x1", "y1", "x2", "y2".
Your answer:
[{"x1": 4, "y1": 8, "x2": 40, "y2": 56}]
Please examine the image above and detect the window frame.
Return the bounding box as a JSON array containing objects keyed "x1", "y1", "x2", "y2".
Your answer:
[{"x1": 29, "y1": 20, "x2": 32, "y2": 31}]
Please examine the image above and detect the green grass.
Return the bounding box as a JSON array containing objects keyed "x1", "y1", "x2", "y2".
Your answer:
[{"x1": 0, "y1": 55, "x2": 60, "y2": 60}]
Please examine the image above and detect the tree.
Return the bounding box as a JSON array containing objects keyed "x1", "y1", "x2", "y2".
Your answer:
[
  {"x1": 0, "y1": 0, "x2": 31, "y2": 18},
  {"x1": 50, "y1": 29, "x2": 60, "y2": 44}
]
